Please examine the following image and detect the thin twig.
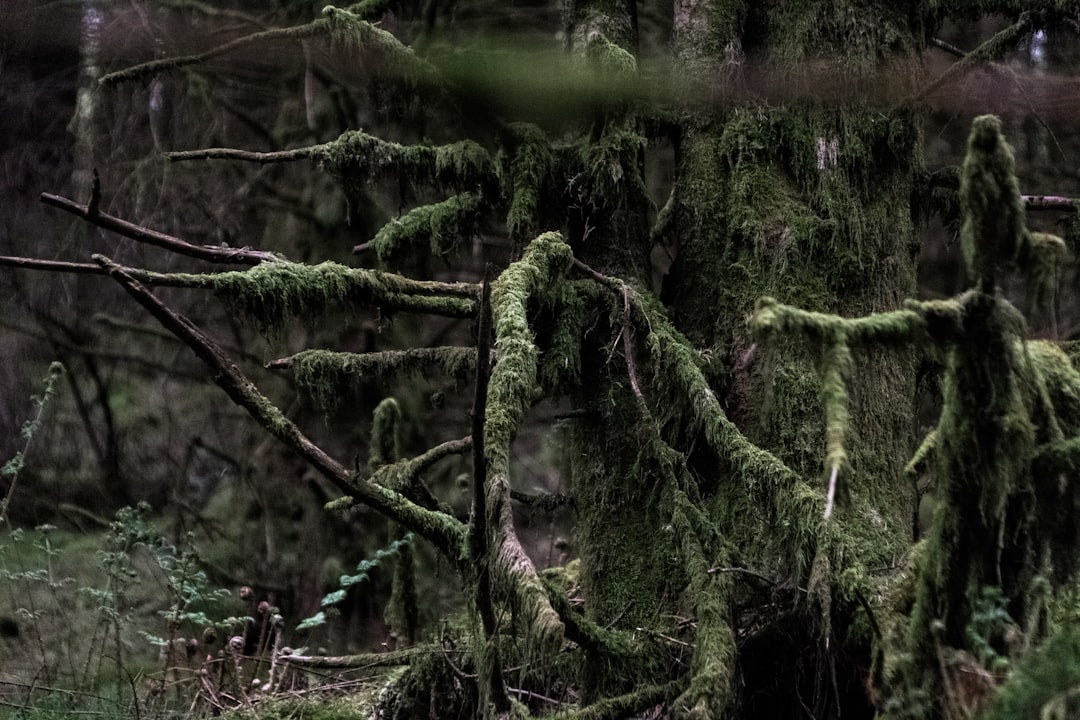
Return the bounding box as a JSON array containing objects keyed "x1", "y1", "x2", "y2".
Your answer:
[
  {"x1": 40, "y1": 192, "x2": 279, "y2": 266},
  {"x1": 706, "y1": 566, "x2": 776, "y2": 585}
]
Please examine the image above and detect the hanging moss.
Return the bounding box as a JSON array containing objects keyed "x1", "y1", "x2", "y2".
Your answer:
[
  {"x1": 369, "y1": 397, "x2": 402, "y2": 471},
  {"x1": 321, "y1": 6, "x2": 430, "y2": 80},
  {"x1": 372, "y1": 193, "x2": 483, "y2": 263},
  {"x1": 205, "y1": 260, "x2": 477, "y2": 330},
  {"x1": 960, "y1": 115, "x2": 1026, "y2": 291},
  {"x1": 434, "y1": 140, "x2": 496, "y2": 192},
  {"x1": 315, "y1": 131, "x2": 496, "y2": 195},
  {"x1": 575, "y1": 127, "x2": 647, "y2": 208},
  {"x1": 290, "y1": 347, "x2": 476, "y2": 412},
  {"x1": 501, "y1": 123, "x2": 557, "y2": 243}
]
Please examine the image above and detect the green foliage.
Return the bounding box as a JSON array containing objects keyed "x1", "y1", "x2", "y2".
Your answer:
[
  {"x1": 300, "y1": 533, "x2": 414, "y2": 630},
  {"x1": 372, "y1": 192, "x2": 483, "y2": 262},
  {"x1": 1, "y1": 362, "x2": 64, "y2": 526},
  {"x1": 106, "y1": 504, "x2": 236, "y2": 646},
  {"x1": 501, "y1": 123, "x2": 556, "y2": 243},
  {"x1": 982, "y1": 627, "x2": 1080, "y2": 720}
]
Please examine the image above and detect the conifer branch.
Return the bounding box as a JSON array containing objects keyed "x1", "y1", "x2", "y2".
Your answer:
[
  {"x1": 91, "y1": 253, "x2": 466, "y2": 554},
  {"x1": 40, "y1": 192, "x2": 279, "y2": 266}
]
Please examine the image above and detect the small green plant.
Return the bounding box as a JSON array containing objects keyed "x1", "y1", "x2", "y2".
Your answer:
[
  {"x1": 297, "y1": 532, "x2": 414, "y2": 632},
  {"x1": 1, "y1": 362, "x2": 64, "y2": 527}
]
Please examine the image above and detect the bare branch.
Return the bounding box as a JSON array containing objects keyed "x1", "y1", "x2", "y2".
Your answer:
[
  {"x1": 99, "y1": 20, "x2": 333, "y2": 85},
  {"x1": 40, "y1": 192, "x2": 279, "y2": 266},
  {"x1": 165, "y1": 146, "x2": 322, "y2": 164},
  {"x1": 1024, "y1": 195, "x2": 1079, "y2": 212}
]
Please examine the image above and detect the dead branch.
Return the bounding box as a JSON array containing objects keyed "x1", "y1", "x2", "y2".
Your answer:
[
  {"x1": 165, "y1": 147, "x2": 321, "y2": 163},
  {"x1": 1024, "y1": 195, "x2": 1079, "y2": 212},
  {"x1": 99, "y1": 20, "x2": 332, "y2": 85},
  {"x1": 40, "y1": 192, "x2": 279, "y2": 266}
]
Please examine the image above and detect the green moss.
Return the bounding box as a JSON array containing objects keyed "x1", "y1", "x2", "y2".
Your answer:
[
  {"x1": 501, "y1": 123, "x2": 557, "y2": 243},
  {"x1": 483, "y1": 231, "x2": 575, "y2": 662},
  {"x1": 369, "y1": 398, "x2": 402, "y2": 470},
  {"x1": 290, "y1": 347, "x2": 475, "y2": 412},
  {"x1": 960, "y1": 115, "x2": 1025, "y2": 291},
  {"x1": 315, "y1": 131, "x2": 495, "y2": 196},
  {"x1": 206, "y1": 260, "x2": 476, "y2": 328},
  {"x1": 372, "y1": 193, "x2": 483, "y2": 263},
  {"x1": 576, "y1": 128, "x2": 647, "y2": 207},
  {"x1": 583, "y1": 32, "x2": 637, "y2": 75}
]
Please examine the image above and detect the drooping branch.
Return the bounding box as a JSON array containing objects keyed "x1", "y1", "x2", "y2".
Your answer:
[
  {"x1": 40, "y1": 192, "x2": 279, "y2": 266},
  {"x1": 91, "y1": 254, "x2": 466, "y2": 555}
]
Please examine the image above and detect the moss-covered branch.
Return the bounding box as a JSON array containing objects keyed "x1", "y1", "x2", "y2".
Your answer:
[
  {"x1": 315, "y1": 131, "x2": 496, "y2": 192},
  {"x1": 165, "y1": 147, "x2": 319, "y2": 163},
  {"x1": 92, "y1": 254, "x2": 467, "y2": 557},
  {"x1": 546, "y1": 680, "x2": 685, "y2": 720},
  {"x1": 100, "y1": 6, "x2": 428, "y2": 86},
  {"x1": 99, "y1": 19, "x2": 333, "y2": 85},
  {"x1": 485, "y1": 231, "x2": 574, "y2": 663},
  {"x1": 372, "y1": 193, "x2": 484, "y2": 262},
  {"x1": 193, "y1": 260, "x2": 478, "y2": 326},
  {"x1": 268, "y1": 347, "x2": 476, "y2": 409},
  {"x1": 911, "y1": 12, "x2": 1032, "y2": 102}
]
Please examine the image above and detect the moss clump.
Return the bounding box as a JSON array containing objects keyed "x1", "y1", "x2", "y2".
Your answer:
[
  {"x1": 290, "y1": 347, "x2": 476, "y2": 412},
  {"x1": 372, "y1": 193, "x2": 483, "y2": 263},
  {"x1": 960, "y1": 115, "x2": 1025, "y2": 291},
  {"x1": 500, "y1": 123, "x2": 557, "y2": 243},
  {"x1": 208, "y1": 261, "x2": 476, "y2": 328},
  {"x1": 315, "y1": 131, "x2": 495, "y2": 195}
]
